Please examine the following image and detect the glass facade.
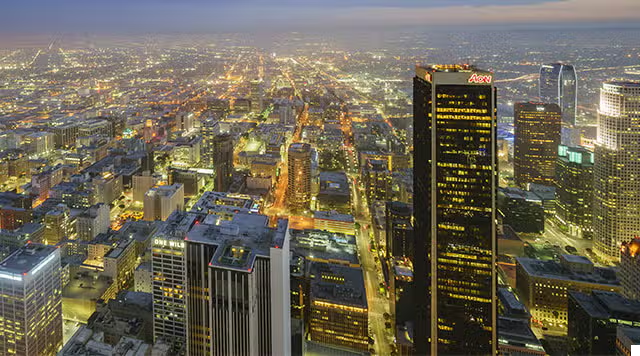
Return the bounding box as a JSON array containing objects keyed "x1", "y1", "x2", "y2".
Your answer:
[
  {"x1": 514, "y1": 102, "x2": 562, "y2": 188},
  {"x1": 539, "y1": 63, "x2": 578, "y2": 128},
  {"x1": 413, "y1": 65, "x2": 497, "y2": 355},
  {"x1": 555, "y1": 145, "x2": 594, "y2": 239}
]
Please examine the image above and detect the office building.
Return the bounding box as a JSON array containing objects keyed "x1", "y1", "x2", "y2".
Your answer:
[
  {"x1": 43, "y1": 203, "x2": 72, "y2": 245},
  {"x1": 76, "y1": 203, "x2": 110, "y2": 241},
  {"x1": 132, "y1": 173, "x2": 158, "y2": 203},
  {"x1": 151, "y1": 212, "x2": 290, "y2": 356},
  {"x1": 250, "y1": 79, "x2": 264, "y2": 113},
  {"x1": 497, "y1": 317, "x2": 546, "y2": 356},
  {"x1": 190, "y1": 191, "x2": 260, "y2": 220},
  {"x1": 539, "y1": 63, "x2": 578, "y2": 128},
  {"x1": 385, "y1": 201, "x2": 413, "y2": 260},
  {"x1": 212, "y1": 133, "x2": 233, "y2": 192},
  {"x1": 0, "y1": 244, "x2": 62, "y2": 355},
  {"x1": 151, "y1": 213, "x2": 191, "y2": 347},
  {"x1": 413, "y1": 65, "x2": 497, "y2": 354},
  {"x1": 184, "y1": 213, "x2": 290, "y2": 356},
  {"x1": 175, "y1": 112, "x2": 194, "y2": 135},
  {"x1": 498, "y1": 187, "x2": 545, "y2": 234},
  {"x1": 568, "y1": 290, "x2": 640, "y2": 355},
  {"x1": 362, "y1": 159, "x2": 391, "y2": 203},
  {"x1": 513, "y1": 102, "x2": 562, "y2": 187},
  {"x1": 516, "y1": 255, "x2": 620, "y2": 332},
  {"x1": 555, "y1": 145, "x2": 594, "y2": 239},
  {"x1": 309, "y1": 263, "x2": 369, "y2": 353},
  {"x1": 287, "y1": 143, "x2": 312, "y2": 212},
  {"x1": 620, "y1": 237, "x2": 640, "y2": 301},
  {"x1": 593, "y1": 82, "x2": 640, "y2": 261},
  {"x1": 143, "y1": 184, "x2": 184, "y2": 221}
]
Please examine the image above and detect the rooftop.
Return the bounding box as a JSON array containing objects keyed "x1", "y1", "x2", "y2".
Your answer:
[
  {"x1": 570, "y1": 290, "x2": 640, "y2": 320},
  {"x1": 190, "y1": 191, "x2": 259, "y2": 216},
  {"x1": 310, "y1": 263, "x2": 367, "y2": 309},
  {"x1": 313, "y1": 210, "x2": 354, "y2": 223},
  {"x1": 516, "y1": 257, "x2": 619, "y2": 286},
  {"x1": 185, "y1": 213, "x2": 288, "y2": 272},
  {"x1": 290, "y1": 229, "x2": 359, "y2": 267},
  {"x1": 289, "y1": 142, "x2": 311, "y2": 153},
  {"x1": 0, "y1": 244, "x2": 57, "y2": 277}
]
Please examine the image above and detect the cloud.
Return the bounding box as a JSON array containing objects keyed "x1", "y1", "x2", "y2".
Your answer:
[{"x1": 334, "y1": 0, "x2": 640, "y2": 27}]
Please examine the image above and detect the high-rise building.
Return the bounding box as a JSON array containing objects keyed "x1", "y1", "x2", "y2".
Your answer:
[
  {"x1": 513, "y1": 102, "x2": 562, "y2": 187},
  {"x1": 555, "y1": 145, "x2": 594, "y2": 239},
  {"x1": 43, "y1": 203, "x2": 72, "y2": 245},
  {"x1": 151, "y1": 214, "x2": 189, "y2": 348},
  {"x1": 593, "y1": 82, "x2": 640, "y2": 261},
  {"x1": 0, "y1": 244, "x2": 62, "y2": 355},
  {"x1": 189, "y1": 215, "x2": 290, "y2": 356},
  {"x1": 362, "y1": 159, "x2": 390, "y2": 203},
  {"x1": 385, "y1": 201, "x2": 413, "y2": 260},
  {"x1": 287, "y1": 143, "x2": 312, "y2": 212},
  {"x1": 151, "y1": 212, "x2": 290, "y2": 356},
  {"x1": 539, "y1": 63, "x2": 578, "y2": 129},
  {"x1": 620, "y1": 237, "x2": 640, "y2": 301},
  {"x1": 308, "y1": 263, "x2": 369, "y2": 353},
  {"x1": 250, "y1": 79, "x2": 264, "y2": 113},
  {"x1": 212, "y1": 133, "x2": 234, "y2": 192},
  {"x1": 76, "y1": 203, "x2": 110, "y2": 241},
  {"x1": 413, "y1": 64, "x2": 497, "y2": 355},
  {"x1": 144, "y1": 184, "x2": 185, "y2": 222},
  {"x1": 175, "y1": 111, "x2": 194, "y2": 135}
]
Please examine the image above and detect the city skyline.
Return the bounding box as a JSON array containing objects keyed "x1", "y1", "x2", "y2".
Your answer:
[{"x1": 0, "y1": 5, "x2": 639, "y2": 354}]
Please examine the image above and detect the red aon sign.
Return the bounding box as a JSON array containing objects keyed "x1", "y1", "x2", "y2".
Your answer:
[{"x1": 468, "y1": 73, "x2": 492, "y2": 84}]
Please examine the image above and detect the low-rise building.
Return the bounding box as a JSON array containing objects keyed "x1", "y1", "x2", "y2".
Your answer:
[
  {"x1": 516, "y1": 255, "x2": 620, "y2": 332},
  {"x1": 568, "y1": 290, "x2": 640, "y2": 355},
  {"x1": 313, "y1": 210, "x2": 355, "y2": 235},
  {"x1": 309, "y1": 263, "x2": 368, "y2": 353}
]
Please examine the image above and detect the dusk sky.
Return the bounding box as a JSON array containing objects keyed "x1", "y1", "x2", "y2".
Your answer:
[{"x1": 2, "y1": 0, "x2": 640, "y2": 33}]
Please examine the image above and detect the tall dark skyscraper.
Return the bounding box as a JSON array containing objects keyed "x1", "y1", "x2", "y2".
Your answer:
[
  {"x1": 514, "y1": 102, "x2": 562, "y2": 188},
  {"x1": 287, "y1": 143, "x2": 312, "y2": 211},
  {"x1": 413, "y1": 65, "x2": 497, "y2": 355},
  {"x1": 212, "y1": 133, "x2": 234, "y2": 192},
  {"x1": 539, "y1": 63, "x2": 578, "y2": 146}
]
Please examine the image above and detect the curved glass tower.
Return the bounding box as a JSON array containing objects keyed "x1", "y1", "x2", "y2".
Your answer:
[{"x1": 539, "y1": 63, "x2": 578, "y2": 129}]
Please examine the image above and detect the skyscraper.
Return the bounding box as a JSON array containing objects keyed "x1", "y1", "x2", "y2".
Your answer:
[
  {"x1": 385, "y1": 201, "x2": 413, "y2": 260},
  {"x1": 514, "y1": 102, "x2": 562, "y2": 187},
  {"x1": 620, "y1": 237, "x2": 640, "y2": 301},
  {"x1": 593, "y1": 82, "x2": 640, "y2": 261},
  {"x1": 185, "y1": 214, "x2": 290, "y2": 356},
  {"x1": 250, "y1": 79, "x2": 264, "y2": 113},
  {"x1": 151, "y1": 211, "x2": 290, "y2": 356},
  {"x1": 555, "y1": 145, "x2": 594, "y2": 239},
  {"x1": 0, "y1": 244, "x2": 62, "y2": 355},
  {"x1": 287, "y1": 143, "x2": 312, "y2": 212},
  {"x1": 539, "y1": 63, "x2": 578, "y2": 129},
  {"x1": 212, "y1": 133, "x2": 234, "y2": 192},
  {"x1": 413, "y1": 65, "x2": 497, "y2": 355}
]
